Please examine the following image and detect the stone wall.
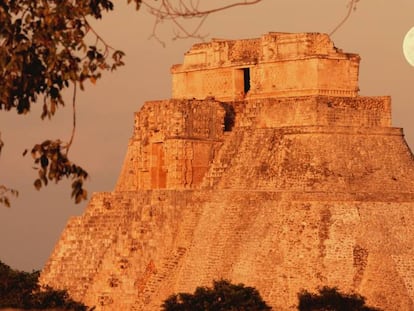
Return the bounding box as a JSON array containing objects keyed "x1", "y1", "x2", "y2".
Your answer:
[
  {"x1": 40, "y1": 33, "x2": 414, "y2": 311},
  {"x1": 40, "y1": 189, "x2": 414, "y2": 310},
  {"x1": 115, "y1": 99, "x2": 225, "y2": 191},
  {"x1": 202, "y1": 126, "x2": 413, "y2": 193},
  {"x1": 236, "y1": 96, "x2": 391, "y2": 128},
  {"x1": 172, "y1": 32, "x2": 360, "y2": 100},
  {"x1": 41, "y1": 92, "x2": 414, "y2": 310}
]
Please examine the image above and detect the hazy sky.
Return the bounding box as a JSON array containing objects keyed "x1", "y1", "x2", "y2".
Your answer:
[{"x1": 1, "y1": 0, "x2": 414, "y2": 272}]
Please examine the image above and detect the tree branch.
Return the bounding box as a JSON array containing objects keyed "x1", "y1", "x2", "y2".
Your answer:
[
  {"x1": 329, "y1": 0, "x2": 360, "y2": 36},
  {"x1": 138, "y1": 0, "x2": 264, "y2": 42},
  {"x1": 65, "y1": 82, "x2": 77, "y2": 155}
]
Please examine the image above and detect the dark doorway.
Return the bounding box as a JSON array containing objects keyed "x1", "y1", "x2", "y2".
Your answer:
[
  {"x1": 243, "y1": 68, "x2": 251, "y2": 94},
  {"x1": 220, "y1": 103, "x2": 235, "y2": 132}
]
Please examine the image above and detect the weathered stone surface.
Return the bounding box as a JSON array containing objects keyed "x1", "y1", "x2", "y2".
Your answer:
[
  {"x1": 40, "y1": 33, "x2": 414, "y2": 310},
  {"x1": 172, "y1": 33, "x2": 360, "y2": 100}
]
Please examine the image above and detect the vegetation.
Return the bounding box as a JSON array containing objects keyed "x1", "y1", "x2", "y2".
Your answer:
[
  {"x1": 162, "y1": 281, "x2": 383, "y2": 311},
  {"x1": 162, "y1": 279, "x2": 272, "y2": 311},
  {"x1": 298, "y1": 287, "x2": 382, "y2": 311},
  {"x1": 0, "y1": 260, "x2": 92, "y2": 310},
  {"x1": 1, "y1": 262, "x2": 381, "y2": 311}
]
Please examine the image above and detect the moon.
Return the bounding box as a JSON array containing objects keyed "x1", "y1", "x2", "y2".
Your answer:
[{"x1": 403, "y1": 26, "x2": 414, "y2": 66}]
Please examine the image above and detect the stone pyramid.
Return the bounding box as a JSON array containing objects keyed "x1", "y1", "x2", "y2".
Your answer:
[{"x1": 40, "y1": 32, "x2": 414, "y2": 310}]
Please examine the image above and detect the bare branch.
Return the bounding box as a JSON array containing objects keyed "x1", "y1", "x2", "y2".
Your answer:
[
  {"x1": 0, "y1": 133, "x2": 3, "y2": 156},
  {"x1": 330, "y1": 0, "x2": 360, "y2": 36},
  {"x1": 138, "y1": 0, "x2": 264, "y2": 42},
  {"x1": 139, "y1": 0, "x2": 358, "y2": 43},
  {"x1": 142, "y1": 0, "x2": 263, "y2": 17},
  {"x1": 65, "y1": 82, "x2": 77, "y2": 155}
]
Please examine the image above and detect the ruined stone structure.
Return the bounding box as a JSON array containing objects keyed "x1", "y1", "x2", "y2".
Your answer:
[
  {"x1": 171, "y1": 33, "x2": 359, "y2": 101},
  {"x1": 40, "y1": 33, "x2": 414, "y2": 310}
]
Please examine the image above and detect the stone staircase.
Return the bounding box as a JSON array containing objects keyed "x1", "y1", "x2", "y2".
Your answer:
[{"x1": 201, "y1": 130, "x2": 244, "y2": 188}]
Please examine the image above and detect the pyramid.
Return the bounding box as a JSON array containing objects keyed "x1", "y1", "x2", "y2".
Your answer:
[{"x1": 40, "y1": 33, "x2": 414, "y2": 310}]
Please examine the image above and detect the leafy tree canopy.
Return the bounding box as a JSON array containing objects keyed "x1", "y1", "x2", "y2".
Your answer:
[
  {"x1": 161, "y1": 279, "x2": 272, "y2": 311},
  {"x1": 298, "y1": 287, "x2": 382, "y2": 311},
  {"x1": 0, "y1": 260, "x2": 91, "y2": 310},
  {"x1": 0, "y1": 0, "x2": 131, "y2": 205}
]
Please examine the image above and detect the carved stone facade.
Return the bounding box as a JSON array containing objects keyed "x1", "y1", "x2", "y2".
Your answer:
[
  {"x1": 172, "y1": 33, "x2": 360, "y2": 100},
  {"x1": 40, "y1": 33, "x2": 414, "y2": 311},
  {"x1": 115, "y1": 99, "x2": 225, "y2": 190}
]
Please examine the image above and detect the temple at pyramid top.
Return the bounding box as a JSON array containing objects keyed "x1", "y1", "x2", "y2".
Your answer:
[{"x1": 171, "y1": 32, "x2": 360, "y2": 101}]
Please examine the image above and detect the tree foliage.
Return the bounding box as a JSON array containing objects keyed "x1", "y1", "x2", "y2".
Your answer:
[
  {"x1": 0, "y1": 260, "x2": 92, "y2": 310},
  {"x1": 0, "y1": 0, "x2": 126, "y2": 116},
  {"x1": 0, "y1": 0, "x2": 128, "y2": 205},
  {"x1": 298, "y1": 287, "x2": 381, "y2": 311},
  {"x1": 161, "y1": 279, "x2": 272, "y2": 311}
]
